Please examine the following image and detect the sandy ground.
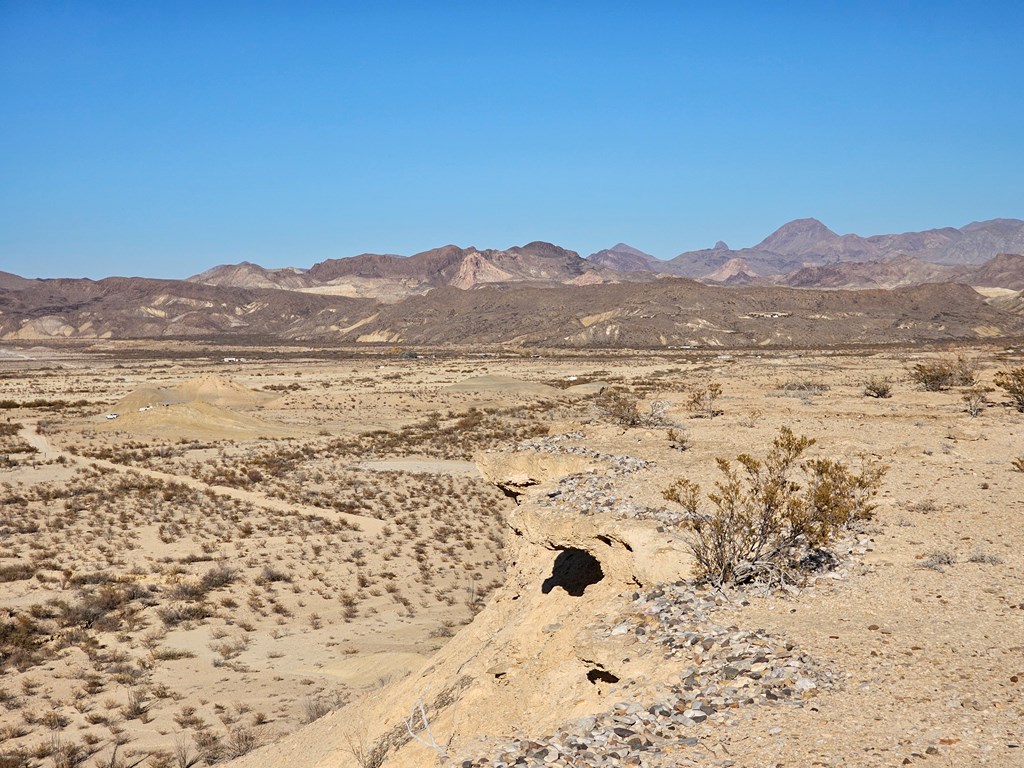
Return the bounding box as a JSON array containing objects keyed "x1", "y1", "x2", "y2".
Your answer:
[{"x1": 1, "y1": 341, "x2": 1023, "y2": 766}]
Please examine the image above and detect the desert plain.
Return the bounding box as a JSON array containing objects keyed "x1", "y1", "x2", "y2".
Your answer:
[{"x1": 1, "y1": 340, "x2": 1022, "y2": 768}]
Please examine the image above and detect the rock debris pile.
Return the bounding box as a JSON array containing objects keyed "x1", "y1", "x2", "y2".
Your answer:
[
  {"x1": 509, "y1": 435, "x2": 663, "y2": 521},
  {"x1": 514, "y1": 434, "x2": 652, "y2": 476},
  {"x1": 457, "y1": 584, "x2": 834, "y2": 767}
]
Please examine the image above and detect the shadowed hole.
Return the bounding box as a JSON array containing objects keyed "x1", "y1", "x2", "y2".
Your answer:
[
  {"x1": 587, "y1": 669, "x2": 619, "y2": 684},
  {"x1": 541, "y1": 548, "x2": 604, "y2": 596}
]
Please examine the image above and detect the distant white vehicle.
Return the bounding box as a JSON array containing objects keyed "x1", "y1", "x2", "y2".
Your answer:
[
  {"x1": 138, "y1": 405, "x2": 153, "y2": 412},
  {"x1": 105, "y1": 413, "x2": 119, "y2": 420}
]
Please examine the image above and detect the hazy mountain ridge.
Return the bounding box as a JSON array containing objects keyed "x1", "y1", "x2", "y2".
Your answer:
[
  {"x1": 665, "y1": 217, "x2": 1024, "y2": 278},
  {"x1": 194, "y1": 242, "x2": 618, "y2": 299},
  {"x1": 4, "y1": 220, "x2": 1024, "y2": 346},
  {"x1": 181, "y1": 219, "x2": 1024, "y2": 294}
]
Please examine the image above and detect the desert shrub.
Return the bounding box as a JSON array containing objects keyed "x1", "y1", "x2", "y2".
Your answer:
[
  {"x1": 192, "y1": 730, "x2": 223, "y2": 764},
  {"x1": 0, "y1": 750, "x2": 32, "y2": 768},
  {"x1": 909, "y1": 354, "x2": 978, "y2": 391},
  {"x1": 663, "y1": 427, "x2": 886, "y2": 586},
  {"x1": 255, "y1": 565, "x2": 292, "y2": 585},
  {"x1": 918, "y1": 550, "x2": 956, "y2": 571},
  {"x1": 53, "y1": 584, "x2": 150, "y2": 632},
  {"x1": 687, "y1": 382, "x2": 722, "y2": 418},
  {"x1": 0, "y1": 614, "x2": 48, "y2": 671},
  {"x1": 157, "y1": 603, "x2": 211, "y2": 628},
  {"x1": 0, "y1": 563, "x2": 35, "y2": 583},
  {"x1": 994, "y1": 366, "x2": 1024, "y2": 412},
  {"x1": 863, "y1": 377, "x2": 892, "y2": 398},
  {"x1": 169, "y1": 565, "x2": 237, "y2": 601},
  {"x1": 199, "y1": 564, "x2": 237, "y2": 591},
  {"x1": 780, "y1": 379, "x2": 829, "y2": 393},
  {"x1": 1012, "y1": 457, "x2": 1024, "y2": 473},
  {"x1": 224, "y1": 725, "x2": 262, "y2": 758},
  {"x1": 962, "y1": 387, "x2": 989, "y2": 417},
  {"x1": 594, "y1": 387, "x2": 667, "y2": 428},
  {"x1": 301, "y1": 692, "x2": 346, "y2": 724},
  {"x1": 667, "y1": 428, "x2": 690, "y2": 451}
]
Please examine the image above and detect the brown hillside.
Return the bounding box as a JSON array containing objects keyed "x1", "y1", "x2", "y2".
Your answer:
[{"x1": 348, "y1": 279, "x2": 1024, "y2": 348}]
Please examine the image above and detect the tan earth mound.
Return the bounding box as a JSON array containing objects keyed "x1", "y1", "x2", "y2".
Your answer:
[
  {"x1": 171, "y1": 375, "x2": 273, "y2": 407},
  {"x1": 112, "y1": 375, "x2": 272, "y2": 412},
  {"x1": 446, "y1": 374, "x2": 563, "y2": 398}
]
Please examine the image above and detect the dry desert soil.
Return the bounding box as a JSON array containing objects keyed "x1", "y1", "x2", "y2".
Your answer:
[{"x1": 1, "y1": 341, "x2": 1022, "y2": 767}]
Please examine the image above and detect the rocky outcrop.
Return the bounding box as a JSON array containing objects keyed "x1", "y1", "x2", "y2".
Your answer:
[{"x1": 475, "y1": 448, "x2": 610, "y2": 500}]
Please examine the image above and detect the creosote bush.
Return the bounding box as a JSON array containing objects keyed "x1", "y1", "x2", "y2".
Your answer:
[
  {"x1": 994, "y1": 366, "x2": 1024, "y2": 412},
  {"x1": 687, "y1": 382, "x2": 722, "y2": 419},
  {"x1": 909, "y1": 355, "x2": 978, "y2": 391},
  {"x1": 863, "y1": 377, "x2": 892, "y2": 399},
  {"x1": 663, "y1": 427, "x2": 886, "y2": 586},
  {"x1": 962, "y1": 387, "x2": 988, "y2": 417},
  {"x1": 594, "y1": 387, "x2": 667, "y2": 428}
]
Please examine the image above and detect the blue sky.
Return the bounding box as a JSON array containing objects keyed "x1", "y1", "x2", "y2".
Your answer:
[{"x1": 1, "y1": 1, "x2": 1022, "y2": 279}]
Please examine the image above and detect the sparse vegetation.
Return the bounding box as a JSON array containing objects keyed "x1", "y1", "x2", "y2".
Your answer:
[
  {"x1": 2, "y1": 348, "x2": 1019, "y2": 767},
  {"x1": 909, "y1": 355, "x2": 978, "y2": 391},
  {"x1": 780, "y1": 379, "x2": 830, "y2": 394},
  {"x1": 967, "y1": 547, "x2": 1004, "y2": 565},
  {"x1": 667, "y1": 428, "x2": 690, "y2": 451},
  {"x1": 918, "y1": 550, "x2": 956, "y2": 571},
  {"x1": 663, "y1": 427, "x2": 886, "y2": 586},
  {"x1": 961, "y1": 386, "x2": 988, "y2": 417},
  {"x1": 993, "y1": 366, "x2": 1024, "y2": 411},
  {"x1": 687, "y1": 382, "x2": 722, "y2": 419},
  {"x1": 594, "y1": 387, "x2": 668, "y2": 428},
  {"x1": 863, "y1": 377, "x2": 892, "y2": 399}
]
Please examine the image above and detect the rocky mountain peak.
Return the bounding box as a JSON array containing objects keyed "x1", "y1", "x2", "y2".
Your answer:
[{"x1": 757, "y1": 218, "x2": 840, "y2": 256}]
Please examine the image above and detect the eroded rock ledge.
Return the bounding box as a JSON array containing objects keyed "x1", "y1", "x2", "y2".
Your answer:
[{"x1": 226, "y1": 442, "x2": 829, "y2": 768}]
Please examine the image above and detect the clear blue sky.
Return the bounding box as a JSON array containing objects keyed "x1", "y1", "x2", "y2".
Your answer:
[{"x1": 2, "y1": 1, "x2": 1022, "y2": 279}]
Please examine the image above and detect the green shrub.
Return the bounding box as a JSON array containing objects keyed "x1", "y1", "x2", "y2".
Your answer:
[{"x1": 663, "y1": 427, "x2": 886, "y2": 586}]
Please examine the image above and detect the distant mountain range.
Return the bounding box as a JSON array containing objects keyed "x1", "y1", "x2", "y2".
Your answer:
[
  {"x1": 2, "y1": 218, "x2": 1023, "y2": 347},
  {"x1": 186, "y1": 217, "x2": 1024, "y2": 295},
  {"x1": 189, "y1": 242, "x2": 620, "y2": 302},
  {"x1": 587, "y1": 218, "x2": 1024, "y2": 284}
]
